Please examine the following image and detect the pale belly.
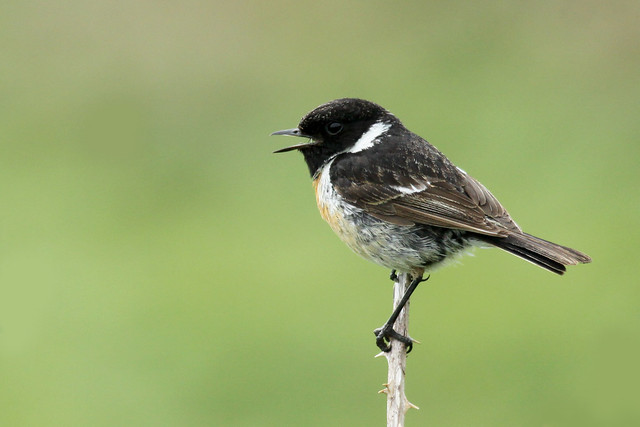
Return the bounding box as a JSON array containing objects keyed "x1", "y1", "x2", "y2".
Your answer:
[{"x1": 313, "y1": 166, "x2": 471, "y2": 273}]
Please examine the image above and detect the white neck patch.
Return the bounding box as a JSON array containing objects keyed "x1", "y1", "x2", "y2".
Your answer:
[{"x1": 347, "y1": 121, "x2": 390, "y2": 153}]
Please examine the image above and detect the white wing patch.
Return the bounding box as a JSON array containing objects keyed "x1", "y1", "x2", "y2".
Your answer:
[{"x1": 390, "y1": 182, "x2": 430, "y2": 194}]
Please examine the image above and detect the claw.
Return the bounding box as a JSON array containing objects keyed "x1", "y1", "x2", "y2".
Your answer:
[
  {"x1": 389, "y1": 270, "x2": 398, "y2": 282},
  {"x1": 374, "y1": 274, "x2": 429, "y2": 353},
  {"x1": 374, "y1": 325, "x2": 413, "y2": 353}
]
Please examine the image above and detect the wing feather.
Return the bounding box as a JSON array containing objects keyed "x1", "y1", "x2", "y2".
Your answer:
[{"x1": 330, "y1": 134, "x2": 520, "y2": 236}]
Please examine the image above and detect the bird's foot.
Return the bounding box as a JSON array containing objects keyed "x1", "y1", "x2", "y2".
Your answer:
[{"x1": 374, "y1": 324, "x2": 414, "y2": 353}]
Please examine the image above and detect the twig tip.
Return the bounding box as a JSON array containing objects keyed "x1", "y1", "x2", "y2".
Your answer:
[{"x1": 378, "y1": 383, "x2": 390, "y2": 394}]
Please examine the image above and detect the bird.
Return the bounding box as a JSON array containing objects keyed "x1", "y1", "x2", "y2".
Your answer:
[{"x1": 272, "y1": 98, "x2": 591, "y2": 353}]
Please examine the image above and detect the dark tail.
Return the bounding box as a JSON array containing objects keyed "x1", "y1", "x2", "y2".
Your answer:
[{"x1": 478, "y1": 232, "x2": 592, "y2": 275}]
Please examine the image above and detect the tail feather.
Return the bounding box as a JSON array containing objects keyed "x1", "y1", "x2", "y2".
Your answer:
[{"x1": 478, "y1": 232, "x2": 592, "y2": 275}]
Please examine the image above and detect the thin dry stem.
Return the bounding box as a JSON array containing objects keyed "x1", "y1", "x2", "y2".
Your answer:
[{"x1": 380, "y1": 273, "x2": 418, "y2": 426}]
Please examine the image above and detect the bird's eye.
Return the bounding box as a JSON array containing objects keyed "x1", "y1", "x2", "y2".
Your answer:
[{"x1": 325, "y1": 122, "x2": 343, "y2": 135}]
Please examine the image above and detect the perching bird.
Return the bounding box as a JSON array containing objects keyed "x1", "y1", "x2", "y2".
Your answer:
[{"x1": 272, "y1": 98, "x2": 591, "y2": 352}]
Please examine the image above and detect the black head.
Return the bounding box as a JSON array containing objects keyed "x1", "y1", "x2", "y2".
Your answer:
[{"x1": 272, "y1": 98, "x2": 399, "y2": 176}]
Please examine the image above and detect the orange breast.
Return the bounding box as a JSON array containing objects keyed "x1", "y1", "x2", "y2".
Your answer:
[
  {"x1": 313, "y1": 171, "x2": 344, "y2": 234},
  {"x1": 312, "y1": 175, "x2": 328, "y2": 221}
]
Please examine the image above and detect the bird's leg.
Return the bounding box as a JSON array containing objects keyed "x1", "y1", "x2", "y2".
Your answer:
[
  {"x1": 374, "y1": 274, "x2": 429, "y2": 353},
  {"x1": 389, "y1": 270, "x2": 398, "y2": 282}
]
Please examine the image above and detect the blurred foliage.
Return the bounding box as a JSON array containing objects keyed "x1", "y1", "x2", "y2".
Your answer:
[{"x1": 1, "y1": 0, "x2": 639, "y2": 425}]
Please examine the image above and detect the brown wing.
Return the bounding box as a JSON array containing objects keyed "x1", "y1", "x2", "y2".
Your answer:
[{"x1": 330, "y1": 134, "x2": 521, "y2": 237}]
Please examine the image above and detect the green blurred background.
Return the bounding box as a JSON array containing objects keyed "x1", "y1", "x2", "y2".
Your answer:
[{"x1": 1, "y1": 1, "x2": 638, "y2": 425}]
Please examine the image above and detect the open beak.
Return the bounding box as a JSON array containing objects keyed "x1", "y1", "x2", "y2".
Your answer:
[{"x1": 271, "y1": 128, "x2": 317, "y2": 153}]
